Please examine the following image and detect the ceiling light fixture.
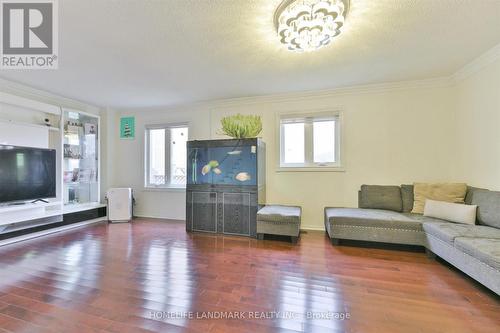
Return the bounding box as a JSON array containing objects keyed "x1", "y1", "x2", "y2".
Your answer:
[{"x1": 274, "y1": 0, "x2": 350, "y2": 52}]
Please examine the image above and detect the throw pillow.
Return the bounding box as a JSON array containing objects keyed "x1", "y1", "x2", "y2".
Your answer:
[
  {"x1": 400, "y1": 184, "x2": 414, "y2": 213},
  {"x1": 424, "y1": 199, "x2": 477, "y2": 225},
  {"x1": 412, "y1": 182, "x2": 467, "y2": 214},
  {"x1": 359, "y1": 185, "x2": 403, "y2": 212},
  {"x1": 470, "y1": 190, "x2": 500, "y2": 229}
]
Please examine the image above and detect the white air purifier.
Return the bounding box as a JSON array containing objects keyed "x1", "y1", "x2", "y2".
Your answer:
[{"x1": 107, "y1": 188, "x2": 133, "y2": 223}]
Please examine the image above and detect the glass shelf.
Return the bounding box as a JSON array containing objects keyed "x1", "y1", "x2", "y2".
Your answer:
[{"x1": 62, "y1": 110, "x2": 99, "y2": 206}]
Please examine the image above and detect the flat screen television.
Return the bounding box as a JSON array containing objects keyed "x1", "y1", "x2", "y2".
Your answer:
[{"x1": 0, "y1": 145, "x2": 56, "y2": 204}]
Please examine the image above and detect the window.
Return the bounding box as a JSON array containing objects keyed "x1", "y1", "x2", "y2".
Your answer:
[
  {"x1": 145, "y1": 124, "x2": 188, "y2": 188},
  {"x1": 279, "y1": 112, "x2": 341, "y2": 169}
]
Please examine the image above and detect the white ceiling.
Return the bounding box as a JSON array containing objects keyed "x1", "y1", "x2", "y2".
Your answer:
[{"x1": 1, "y1": 0, "x2": 500, "y2": 109}]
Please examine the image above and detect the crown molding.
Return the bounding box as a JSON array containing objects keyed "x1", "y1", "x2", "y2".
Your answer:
[
  {"x1": 114, "y1": 76, "x2": 452, "y2": 113},
  {"x1": 207, "y1": 77, "x2": 453, "y2": 109},
  {"x1": 452, "y1": 43, "x2": 500, "y2": 83}
]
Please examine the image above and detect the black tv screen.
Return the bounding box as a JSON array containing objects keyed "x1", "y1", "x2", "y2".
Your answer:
[{"x1": 0, "y1": 145, "x2": 56, "y2": 203}]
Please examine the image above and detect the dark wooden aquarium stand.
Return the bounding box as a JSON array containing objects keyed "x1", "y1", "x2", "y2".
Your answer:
[{"x1": 186, "y1": 138, "x2": 266, "y2": 238}]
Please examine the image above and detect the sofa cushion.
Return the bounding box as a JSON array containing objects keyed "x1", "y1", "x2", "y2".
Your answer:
[
  {"x1": 359, "y1": 185, "x2": 402, "y2": 212},
  {"x1": 401, "y1": 213, "x2": 445, "y2": 224},
  {"x1": 470, "y1": 190, "x2": 500, "y2": 229},
  {"x1": 412, "y1": 183, "x2": 467, "y2": 214},
  {"x1": 464, "y1": 186, "x2": 489, "y2": 205},
  {"x1": 257, "y1": 205, "x2": 301, "y2": 224},
  {"x1": 326, "y1": 208, "x2": 429, "y2": 231},
  {"x1": 454, "y1": 237, "x2": 500, "y2": 271},
  {"x1": 422, "y1": 222, "x2": 500, "y2": 245},
  {"x1": 401, "y1": 184, "x2": 414, "y2": 213}
]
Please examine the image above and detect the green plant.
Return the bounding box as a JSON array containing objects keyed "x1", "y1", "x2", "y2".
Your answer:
[{"x1": 219, "y1": 114, "x2": 262, "y2": 138}]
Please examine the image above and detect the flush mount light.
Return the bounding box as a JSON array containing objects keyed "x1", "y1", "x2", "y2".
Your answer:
[{"x1": 274, "y1": 0, "x2": 350, "y2": 52}]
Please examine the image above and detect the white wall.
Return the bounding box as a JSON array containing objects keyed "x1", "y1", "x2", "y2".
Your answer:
[
  {"x1": 100, "y1": 107, "x2": 120, "y2": 203},
  {"x1": 112, "y1": 80, "x2": 455, "y2": 229},
  {"x1": 451, "y1": 52, "x2": 500, "y2": 189},
  {"x1": 110, "y1": 105, "x2": 211, "y2": 219}
]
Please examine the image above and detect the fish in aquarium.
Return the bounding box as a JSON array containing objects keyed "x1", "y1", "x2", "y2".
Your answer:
[
  {"x1": 227, "y1": 150, "x2": 242, "y2": 155},
  {"x1": 235, "y1": 172, "x2": 251, "y2": 182},
  {"x1": 201, "y1": 160, "x2": 220, "y2": 175},
  {"x1": 201, "y1": 165, "x2": 210, "y2": 175},
  {"x1": 213, "y1": 167, "x2": 222, "y2": 175},
  {"x1": 208, "y1": 160, "x2": 219, "y2": 168}
]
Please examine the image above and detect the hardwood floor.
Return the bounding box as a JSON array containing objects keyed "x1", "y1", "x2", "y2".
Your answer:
[{"x1": 0, "y1": 218, "x2": 498, "y2": 333}]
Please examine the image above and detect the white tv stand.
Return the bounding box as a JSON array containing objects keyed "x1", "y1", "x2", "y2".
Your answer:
[{"x1": 0, "y1": 201, "x2": 63, "y2": 232}]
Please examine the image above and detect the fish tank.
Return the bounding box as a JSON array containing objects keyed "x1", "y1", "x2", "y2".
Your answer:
[{"x1": 187, "y1": 139, "x2": 259, "y2": 186}]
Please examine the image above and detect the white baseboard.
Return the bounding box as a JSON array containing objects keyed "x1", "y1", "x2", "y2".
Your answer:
[
  {"x1": 0, "y1": 218, "x2": 106, "y2": 248},
  {"x1": 301, "y1": 225, "x2": 326, "y2": 231},
  {"x1": 133, "y1": 214, "x2": 185, "y2": 222}
]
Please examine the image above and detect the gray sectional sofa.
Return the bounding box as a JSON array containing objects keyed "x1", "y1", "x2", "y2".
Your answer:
[{"x1": 325, "y1": 185, "x2": 500, "y2": 295}]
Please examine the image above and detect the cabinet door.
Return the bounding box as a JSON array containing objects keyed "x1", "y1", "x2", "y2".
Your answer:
[
  {"x1": 222, "y1": 192, "x2": 251, "y2": 236},
  {"x1": 191, "y1": 191, "x2": 217, "y2": 233}
]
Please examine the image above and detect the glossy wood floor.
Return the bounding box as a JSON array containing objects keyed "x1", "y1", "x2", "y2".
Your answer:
[{"x1": 0, "y1": 219, "x2": 498, "y2": 333}]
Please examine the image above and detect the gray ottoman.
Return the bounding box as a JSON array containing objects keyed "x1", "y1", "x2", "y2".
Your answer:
[{"x1": 257, "y1": 205, "x2": 302, "y2": 243}]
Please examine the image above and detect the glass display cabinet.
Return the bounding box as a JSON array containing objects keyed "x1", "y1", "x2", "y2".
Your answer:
[{"x1": 62, "y1": 110, "x2": 100, "y2": 209}]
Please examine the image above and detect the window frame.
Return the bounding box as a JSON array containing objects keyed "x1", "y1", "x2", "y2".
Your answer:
[
  {"x1": 144, "y1": 122, "x2": 189, "y2": 189},
  {"x1": 277, "y1": 110, "x2": 344, "y2": 172}
]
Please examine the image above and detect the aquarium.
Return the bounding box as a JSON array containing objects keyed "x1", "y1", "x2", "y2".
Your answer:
[{"x1": 187, "y1": 141, "x2": 257, "y2": 186}]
